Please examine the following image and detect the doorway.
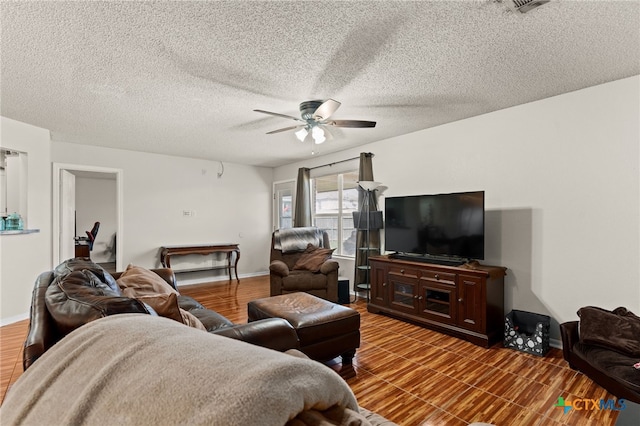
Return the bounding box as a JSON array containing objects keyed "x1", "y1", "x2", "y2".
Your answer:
[{"x1": 52, "y1": 163, "x2": 123, "y2": 271}]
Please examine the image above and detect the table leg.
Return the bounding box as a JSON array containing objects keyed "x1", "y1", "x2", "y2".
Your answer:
[
  {"x1": 226, "y1": 251, "x2": 232, "y2": 281},
  {"x1": 233, "y1": 249, "x2": 240, "y2": 283},
  {"x1": 162, "y1": 254, "x2": 172, "y2": 268}
]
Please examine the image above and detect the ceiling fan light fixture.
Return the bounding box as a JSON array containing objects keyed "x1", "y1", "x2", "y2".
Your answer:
[
  {"x1": 311, "y1": 126, "x2": 326, "y2": 144},
  {"x1": 295, "y1": 127, "x2": 308, "y2": 142},
  {"x1": 255, "y1": 98, "x2": 376, "y2": 147}
]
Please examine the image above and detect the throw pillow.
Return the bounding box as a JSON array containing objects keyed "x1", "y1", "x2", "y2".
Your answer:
[
  {"x1": 578, "y1": 306, "x2": 640, "y2": 357},
  {"x1": 45, "y1": 270, "x2": 151, "y2": 335},
  {"x1": 293, "y1": 244, "x2": 335, "y2": 273},
  {"x1": 180, "y1": 309, "x2": 207, "y2": 331},
  {"x1": 134, "y1": 293, "x2": 184, "y2": 324},
  {"x1": 117, "y1": 264, "x2": 206, "y2": 330},
  {"x1": 117, "y1": 264, "x2": 178, "y2": 296}
]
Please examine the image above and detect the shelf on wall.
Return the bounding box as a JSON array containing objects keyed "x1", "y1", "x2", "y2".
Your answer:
[{"x1": 0, "y1": 229, "x2": 40, "y2": 235}]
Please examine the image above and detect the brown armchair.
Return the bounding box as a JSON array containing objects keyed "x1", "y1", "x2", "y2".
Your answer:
[{"x1": 269, "y1": 229, "x2": 340, "y2": 302}]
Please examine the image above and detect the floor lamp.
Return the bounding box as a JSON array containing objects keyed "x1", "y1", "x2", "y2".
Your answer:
[{"x1": 353, "y1": 181, "x2": 383, "y2": 301}]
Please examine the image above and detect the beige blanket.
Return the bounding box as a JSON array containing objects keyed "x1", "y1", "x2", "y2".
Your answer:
[{"x1": 1, "y1": 314, "x2": 374, "y2": 426}]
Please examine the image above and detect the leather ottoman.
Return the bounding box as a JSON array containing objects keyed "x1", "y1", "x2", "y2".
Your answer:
[{"x1": 248, "y1": 292, "x2": 360, "y2": 365}]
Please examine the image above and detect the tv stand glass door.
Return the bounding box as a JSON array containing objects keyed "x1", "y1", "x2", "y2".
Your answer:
[{"x1": 420, "y1": 283, "x2": 457, "y2": 325}]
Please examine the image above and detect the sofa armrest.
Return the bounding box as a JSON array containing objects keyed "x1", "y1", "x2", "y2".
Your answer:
[
  {"x1": 212, "y1": 318, "x2": 300, "y2": 352},
  {"x1": 320, "y1": 260, "x2": 339, "y2": 275},
  {"x1": 559, "y1": 321, "x2": 579, "y2": 364},
  {"x1": 24, "y1": 272, "x2": 61, "y2": 370},
  {"x1": 269, "y1": 260, "x2": 290, "y2": 277}
]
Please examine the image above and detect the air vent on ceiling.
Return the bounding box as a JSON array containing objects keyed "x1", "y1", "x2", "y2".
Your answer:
[{"x1": 505, "y1": 0, "x2": 550, "y2": 13}]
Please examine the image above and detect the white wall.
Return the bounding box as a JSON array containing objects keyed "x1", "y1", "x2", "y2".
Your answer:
[
  {"x1": 75, "y1": 176, "x2": 117, "y2": 263},
  {"x1": 0, "y1": 117, "x2": 52, "y2": 324},
  {"x1": 274, "y1": 76, "x2": 640, "y2": 339},
  {"x1": 52, "y1": 142, "x2": 274, "y2": 281}
]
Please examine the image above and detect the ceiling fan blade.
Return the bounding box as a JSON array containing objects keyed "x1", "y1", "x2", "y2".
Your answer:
[
  {"x1": 266, "y1": 125, "x2": 305, "y2": 135},
  {"x1": 327, "y1": 120, "x2": 377, "y2": 128},
  {"x1": 253, "y1": 109, "x2": 304, "y2": 122},
  {"x1": 312, "y1": 99, "x2": 341, "y2": 120}
]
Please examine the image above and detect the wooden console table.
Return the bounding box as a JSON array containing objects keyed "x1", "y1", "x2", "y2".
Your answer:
[{"x1": 160, "y1": 243, "x2": 240, "y2": 282}]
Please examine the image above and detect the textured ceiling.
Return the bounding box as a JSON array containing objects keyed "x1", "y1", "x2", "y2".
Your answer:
[{"x1": 1, "y1": 1, "x2": 639, "y2": 168}]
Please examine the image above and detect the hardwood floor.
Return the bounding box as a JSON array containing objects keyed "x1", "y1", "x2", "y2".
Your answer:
[
  {"x1": 0, "y1": 319, "x2": 28, "y2": 406},
  {"x1": 1, "y1": 276, "x2": 620, "y2": 425}
]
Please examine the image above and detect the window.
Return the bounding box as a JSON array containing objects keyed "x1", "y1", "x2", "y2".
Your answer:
[
  {"x1": 312, "y1": 171, "x2": 359, "y2": 256},
  {"x1": 274, "y1": 181, "x2": 294, "y2": 230}
]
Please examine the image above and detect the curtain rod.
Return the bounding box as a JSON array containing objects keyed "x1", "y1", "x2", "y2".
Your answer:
[{"x1": 309, "y1": 154, "x2": 372, "y2": 171}]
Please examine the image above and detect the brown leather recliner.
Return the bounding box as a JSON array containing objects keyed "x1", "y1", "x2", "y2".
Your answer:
[
  {"x1": 23, "y1": 258, "x2": 299, "y2": 370},
  {"x1": 269, "y1": 230, "x2": 340, "y2": 303}
]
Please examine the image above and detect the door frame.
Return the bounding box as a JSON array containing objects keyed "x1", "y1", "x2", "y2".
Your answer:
[
  {"x1": 52, "y1": 163, "x2": 124, "y2": 270},
  {"x1": 272, "y1": 179, "x2": 295, "y2": 231},
  {"x1": 59, "y1": 169, "x2": 76, "y2": 261}
]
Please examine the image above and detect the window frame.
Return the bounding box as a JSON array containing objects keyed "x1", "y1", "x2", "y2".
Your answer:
[{"x1": 311, "y1": 170, "x2": 358, "y2": 257}]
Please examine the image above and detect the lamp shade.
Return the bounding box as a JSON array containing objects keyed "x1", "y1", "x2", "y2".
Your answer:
[
  {"x1": 295, "y1": 128, "x2": 308, "y2": 141},
  {"x1": 352, "y1": 210, "x2": 384, "y2": 230},
  {"x1": 311, "y1": 126, "x2": 326, "y2": 144},
  {"x1": 357, "y1": 181, "x2": 381, "y2": 192}
]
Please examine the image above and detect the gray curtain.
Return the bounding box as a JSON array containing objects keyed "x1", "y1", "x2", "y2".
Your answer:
[
  {"x1": 293, "y1": 167, "x2": 312, "y2": 227},
  {"x1": 354, "y1": 153, "x2": 381, "y2": 294}
]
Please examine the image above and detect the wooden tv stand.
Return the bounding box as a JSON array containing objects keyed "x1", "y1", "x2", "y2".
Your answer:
[{"x1": 368, "y1": 255, "x2": 506, "y2": 348}]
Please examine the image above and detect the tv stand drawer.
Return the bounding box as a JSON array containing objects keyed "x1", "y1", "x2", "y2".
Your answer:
[
  {"x1": 388, "y1": 266, "x2": 419, "y2": 279},
  {"x1": 419, "y1": 270, "x2": 455, "y2": 286}
]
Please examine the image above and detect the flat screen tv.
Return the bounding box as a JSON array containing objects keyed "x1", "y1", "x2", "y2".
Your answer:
[{"x1": 384, "y1": 191, "x2": 484, "y2": 262}]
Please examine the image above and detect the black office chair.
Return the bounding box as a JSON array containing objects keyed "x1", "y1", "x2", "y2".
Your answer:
[{"x1": 85, "y1": 222, "x2": 100, "y2": 251}]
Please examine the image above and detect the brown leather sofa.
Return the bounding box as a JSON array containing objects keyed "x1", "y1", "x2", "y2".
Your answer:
[
  {"x1": 269, "y1": 230, "x2": 340, "y2": 302},
  {"x1": 24, "y1": 258, "x2": 299, "y2": 370},
  {"x1": 560, "y1": 306, "x2": 640, "y2": 404}
]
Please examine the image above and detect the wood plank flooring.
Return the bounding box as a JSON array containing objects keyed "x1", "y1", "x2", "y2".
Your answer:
[{"x1": 1, "y1": 275, "x2": 620, "y2": 425}]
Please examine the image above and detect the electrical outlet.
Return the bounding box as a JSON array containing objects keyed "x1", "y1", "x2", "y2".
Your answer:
[{"x1": 182, "y1": 210, "x2": 195, "y2": 217}]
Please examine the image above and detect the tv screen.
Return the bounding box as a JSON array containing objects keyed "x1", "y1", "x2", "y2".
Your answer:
[{"x1": 384, "y1": 191, "x2": 485, "y2": 260}]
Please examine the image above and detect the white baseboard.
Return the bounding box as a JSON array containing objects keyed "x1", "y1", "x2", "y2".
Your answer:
[{"x1": 0, "y1": 312, "x2": 29, "y2": 327}]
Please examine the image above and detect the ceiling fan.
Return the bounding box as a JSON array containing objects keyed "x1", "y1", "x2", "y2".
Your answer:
[{"x1": 254, "y1": 99, "x2": 376, "y2": 144}]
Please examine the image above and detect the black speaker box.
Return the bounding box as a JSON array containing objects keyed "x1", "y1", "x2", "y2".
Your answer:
[{"x1": 338, "y1": 278, "x2": 350, "y2": 304}]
